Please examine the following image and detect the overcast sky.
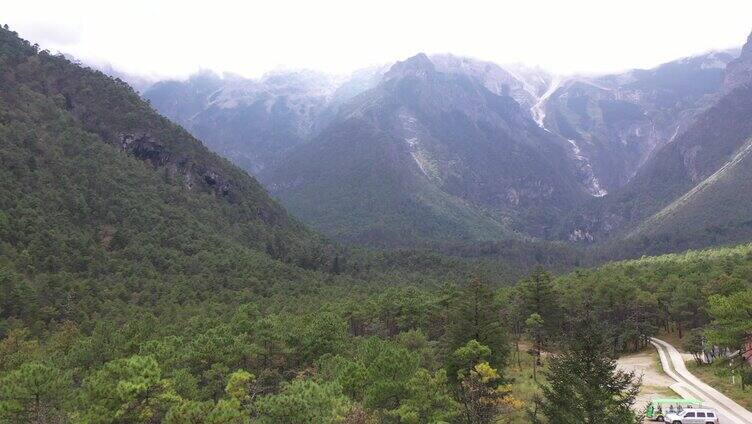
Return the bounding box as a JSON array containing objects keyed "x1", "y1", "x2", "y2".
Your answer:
[{"x1": 5, "y1": 0, "x2": 752, "y2": 80}]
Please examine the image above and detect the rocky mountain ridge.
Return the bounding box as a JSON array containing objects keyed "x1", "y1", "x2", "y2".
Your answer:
[
  {"x1": 562, "y1": 32, "x2": 752, "y2": 253},
  {"x1": 260, "y1": 53, "x2": 594, "y2": 244},
  {"x1": 143, "y1": 31, "x2": 752, "y2": 255},
  {"x1": 725, "y1": 31, "x2": 752, "y2": 91}
]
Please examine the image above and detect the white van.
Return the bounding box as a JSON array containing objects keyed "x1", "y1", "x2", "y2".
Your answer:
[{"x1": 663, "y1": 408, "x2": 719, "y2": 423}]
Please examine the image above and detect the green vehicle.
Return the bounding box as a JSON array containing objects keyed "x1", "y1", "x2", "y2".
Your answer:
[{"x1": 646, "y1": 398, "x2": 703, "y2": 422}]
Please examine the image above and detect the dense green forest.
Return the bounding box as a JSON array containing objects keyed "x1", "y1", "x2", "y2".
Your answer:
[
  {"x1": 5, "y1": 230, "x2": 752, "y2": 423},
  {"x1": 2, "y1": 24, "x2": 752, "y2": 424}
]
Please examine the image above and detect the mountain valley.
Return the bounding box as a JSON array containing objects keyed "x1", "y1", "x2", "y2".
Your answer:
[
  {"x1": 4, "y1": 10, "x2": 752, "y2": 424},
  {"x1": 144, "y1": 35, "x2": 752, "y2": 257}
]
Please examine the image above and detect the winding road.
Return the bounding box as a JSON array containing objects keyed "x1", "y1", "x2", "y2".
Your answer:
[{"x1": 651, "y1": 337, "x2": 752, "y2": 424}]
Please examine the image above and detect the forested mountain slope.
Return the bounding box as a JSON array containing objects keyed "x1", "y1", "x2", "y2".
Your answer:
[
  {"x1": 0, "y1": 25, "x2": 351, "y2": 329},
  {"x1": 0, "y1": 26, "x2": 587, "y2": 327},
  {"x1": 542, "y1": 50, "x2": 735, "y2": 193},
  {"x1": 143, "y1": 47, "x2": 747, "y2": 253},
  {"x1": 561, "y1": 31, "x2": 752, "y2": 255},
  {"x1": 0, "y1": 27, "x2": 586, "y2": 424},
  {"x1": 263, "y1": 54, "x2": 591, "y2": 245},
  {"x1": 615, "y1": 127, "x2": 752, "y2": 257}
]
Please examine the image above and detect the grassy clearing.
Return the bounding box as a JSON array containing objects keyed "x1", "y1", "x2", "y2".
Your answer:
[{"x1": 503, "y1": 344, "x2": 544, "y2": 423}]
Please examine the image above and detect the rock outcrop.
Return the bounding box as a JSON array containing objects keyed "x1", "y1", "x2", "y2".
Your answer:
[{"x1": 725, "y1": 30, "x2": 752, "y2": 91}]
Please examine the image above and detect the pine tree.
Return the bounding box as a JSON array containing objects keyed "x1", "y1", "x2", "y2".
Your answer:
[
  {"x1": 450, "y1": 341, "x2": 510, "y2": 424},
  {"x1": 390, "y1": 368, "x2": 459, "y2": 424},
  {"x1": 0, "y1": 361, "x2": 69, "y2": 423},
  {"x1": 531, "y1": 317, "x2": 642, "y2": 424},
  {"x1": 525, "y1": 313, "x2": 544, "y2": 382},
  {"x1": 446, "y1": 277, "x2": 509, "y2": 369},
  {"x1": 515, "y1": 268, "x2": 561, "y2": 343}
]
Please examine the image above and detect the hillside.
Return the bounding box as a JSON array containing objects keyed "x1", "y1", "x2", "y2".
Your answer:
[
  {"x1": 541, "y1": 50, "x2": 735, "y2": 194},
  {"x1": 561, "y1": 49, "x2": 752, "y2": 254},
  {"x1": 615, "y1": 130, "x2": 752, "y2": 257},
  {"x1": 0, "y1": 27, "x2": 590, "y2": 424},
  {"x1": 0, "y1": 25, "x2": 353, "y2": 330},
  {"x1": 0, "y1": 26, "x2": 590, "y2": 324}
]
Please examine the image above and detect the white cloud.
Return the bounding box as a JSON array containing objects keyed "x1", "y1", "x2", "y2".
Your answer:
[
  {"x1": 15, "y1": 21, "x2": 81, "y2": 47},
  {"x1": 4, "y1": 0, "x2": 752, "y2": 79}
]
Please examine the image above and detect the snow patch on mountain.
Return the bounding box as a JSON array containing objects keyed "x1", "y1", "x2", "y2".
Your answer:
[
  {"x1": 430, "y1": 55, "x2": 553, "y2": 113},
  {"x1": 531, "y1": 76, "x2": 563, "y2": 128},
  {"x1": 399, "y1": 110, "x2": 440, "y2": 181},
  {"x1": 567, "y1": 138, "x2": 607, "y2": 197},
  {"x1": 210, "y1": 70, "x2": 340, "y2": 110},
  {"x1": 700, "y1": 52, "x2": 730, "y2": 69}
]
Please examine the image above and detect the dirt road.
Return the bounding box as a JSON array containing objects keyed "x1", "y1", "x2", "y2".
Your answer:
[{"x1": 651, "y1": 337, "x2": 752, "y2": 424}]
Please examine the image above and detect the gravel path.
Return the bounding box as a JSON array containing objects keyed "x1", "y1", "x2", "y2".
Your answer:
[{"x1": 616, "y1": 350, "x2": 676, "y2": 410}]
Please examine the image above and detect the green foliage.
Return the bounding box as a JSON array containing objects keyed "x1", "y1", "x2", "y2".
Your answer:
[
  {"x1": 449, "y1": 340, "x2": 493, "y2": 381},
  {"x1": 76, "y1": 355, "x2": 179, "y2": 423},
  {"x1": 683, "y1": 329, "x2": 706, "y2": 366},
  {"x1": 359, "y1": 337, "x2": 421, "y2": 412},
  {"x1": 165, "y1": 399, "x2": 248, "y2": 424},
  {"x1": 525, "y1": 313, "x2": 545, "y2": 380},
  {"x1": 456, "y1": 361, "x2": 510, "y2": 424},
  {"x1": 531, "y1": 318, "x2": 642, "y2": 424},
  {"x1": 389, "y1": 368, "x2": 459, "y2": 424},
  {"x1": 253, "y1": 379, "x2": 350, "y2": 424},
  {"x1": 552, "y1": 244, "x2": 752, "y2": 353},
  {"x1": 300, "y1": 312, "x2": 348, "y2": 364},
  {"x1": 225, "y1": 370, "x2": 256, "y2": 404},
  {"x1": 515, "y1": 269, "x2": 561, "y2": 341},
  {"x1": 0, "y1": 361, "x2": 69, "y2": 423},
  {"x1": 707, "y1": 289, "x2": 752, "y2": 349},
  {"x1": 446, "y1": 278, "x2": 509, "y2": 369}
]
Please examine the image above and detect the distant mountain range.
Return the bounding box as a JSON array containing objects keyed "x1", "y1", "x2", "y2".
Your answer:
[
  {"x1": 143, "y1": 31, "x2": 752, "y2": 257},
  {"x1": 144, "y1": 67, "x2": 386, "y2": 175}
]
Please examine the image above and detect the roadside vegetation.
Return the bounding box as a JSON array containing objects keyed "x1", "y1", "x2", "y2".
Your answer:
[{"x1": 687, "y1": 361, "x2": 752, "y2": 409}]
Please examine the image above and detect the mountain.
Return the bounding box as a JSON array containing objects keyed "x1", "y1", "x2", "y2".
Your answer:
[
  {"x1": 430, "y1": 54, "x2": 552, "y2": 112},
  {"x1": 12, "y1": 21, "x2": 752, "y2": 424},
  {"x1": 563, "y1": 31, "x2": 752, "y2": 254},
  {"x1": 1, "y1": 25, "x2": 595, "y2": 345},
  {"x1": 144, "y1": 70, "x2": 336, "y2": 174},
  {"x1": 261, "y1": 54, "x2": 592, "y2": 245},
  {"x1": 603, "y1": 83, "x2": 752, "y2": 257},
  {"x1": 0, "y1": 27, "x2": 590, "y2": 424},
  {"x1": 143, "y1": 67, "x2": 385, "y2": 175},
  {"x1": 0, "y1": 24, "x2": 339, "y2": 292},
  {"x1": 143, "y1": 56, "x2": 555, "y2": 184},
  {"x1": 725, "y1": 31, "x2": 752, "y2": 91},
  {"x1": 59, "y1": 53, "x2": 158, "y2": 93},
  {"x1": 539, "y1": 50, "x2": 736, "y2": 193},
  {"x1": 140, "y1": 32, "x2": 752, "y2": 255}
]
